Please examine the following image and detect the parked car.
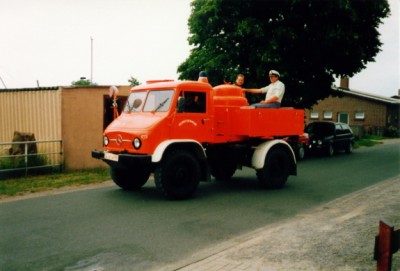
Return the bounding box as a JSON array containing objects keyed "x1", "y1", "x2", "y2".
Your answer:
[{"x1": 305, "y1": 121, "x2": 354, "y2": 156}]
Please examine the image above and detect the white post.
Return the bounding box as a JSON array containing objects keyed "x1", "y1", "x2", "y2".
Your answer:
[{"x1": 90, "y1": 37, "x2": 94, "y2": 83}]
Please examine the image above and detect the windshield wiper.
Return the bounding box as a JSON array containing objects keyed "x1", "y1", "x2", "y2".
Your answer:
[
  {"x1": 153, "y1": 98, "x2": 169, "y2": 112},
  {"x1": 126, "y1": 100, "x2": 133, "y2": 112}
]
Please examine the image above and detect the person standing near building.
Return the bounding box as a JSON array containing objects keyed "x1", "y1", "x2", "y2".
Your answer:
[{"x1": 244, "y1": 70, "x2": 285, "y2": 108}]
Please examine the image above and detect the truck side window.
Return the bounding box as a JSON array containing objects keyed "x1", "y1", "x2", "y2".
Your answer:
[{"x1": 178, "y1": 91, "x2": 206, "y2": 113}]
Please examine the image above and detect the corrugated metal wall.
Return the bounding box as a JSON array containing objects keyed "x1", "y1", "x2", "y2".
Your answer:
[{"x1": 0, "y1": 88, "x2": 62, "y2": 163}]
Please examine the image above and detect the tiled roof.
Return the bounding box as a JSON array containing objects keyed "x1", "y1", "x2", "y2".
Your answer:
[{"x1": 335, "y1": 87, "x2": 400, "y2": 105}]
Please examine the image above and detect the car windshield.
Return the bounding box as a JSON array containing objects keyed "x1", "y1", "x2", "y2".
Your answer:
[{"x1": 124, "y1": 90, "x2": 174, "y2": 113}]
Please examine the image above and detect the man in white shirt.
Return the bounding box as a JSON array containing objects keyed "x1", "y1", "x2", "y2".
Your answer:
[{"x1": 244, "y1": 70, "x2": 285, "y2": 108}]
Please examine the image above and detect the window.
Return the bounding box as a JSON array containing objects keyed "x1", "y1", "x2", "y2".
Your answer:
[
  {"x1": 177, "y1": 91, "x2": 206, "y2": 113},
  {"x1": 310, "y1": 112, "x2": 319, "y2": 119},
  {"x1": 323, "y1": 111, "x2": 333, "y2": 119},
  {"x1": 124, "y1": 91, "x2": 147, "y2": 112},
  {"x1": 355, "y1": 112, "x2": 365, "y2": 120}
]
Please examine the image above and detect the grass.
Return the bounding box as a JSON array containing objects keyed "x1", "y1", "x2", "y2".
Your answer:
[
  {"x1": 0, "y1": 167, "x2": 110, "y2": 199},
  {"x1": 354, "y1": 135, "x2": 387, "y2": 148}
]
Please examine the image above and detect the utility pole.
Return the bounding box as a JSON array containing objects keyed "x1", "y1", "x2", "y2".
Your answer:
[{"x1": 90, "y1": 36, "x2": 94, "y2": 83}]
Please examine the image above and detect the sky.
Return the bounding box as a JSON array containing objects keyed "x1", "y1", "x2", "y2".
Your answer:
[{"x1": 0, "y1": 0, "x2": 398, "y2": 97}]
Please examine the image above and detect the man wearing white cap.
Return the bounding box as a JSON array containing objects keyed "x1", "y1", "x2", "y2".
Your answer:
[{"x1": 244, "y1": 70, "x2": 285, "y2": 108}]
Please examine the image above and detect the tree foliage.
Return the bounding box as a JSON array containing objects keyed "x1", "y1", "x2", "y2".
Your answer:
[
  {"x1": 178, "y1": 0, "x2": 390, "y2": 108},
  {"x1": 128, "y1": 76, "x2": 141, "y2": 86},
  {"x1": 71, "y1": 77, "x2": 97, "y2": 86}
]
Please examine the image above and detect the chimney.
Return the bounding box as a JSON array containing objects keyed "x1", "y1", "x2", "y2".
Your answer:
[{"x1": 340, "y1": 77, "x2": 349, "y2": 89}]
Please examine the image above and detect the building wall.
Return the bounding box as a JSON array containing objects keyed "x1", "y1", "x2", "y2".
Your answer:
[
  {"x1": 305, "y1": 95, "x2": 388, "y2": 136},
  {"x1": 61, "y1": 86, "x2": 131, "y2": 169}
]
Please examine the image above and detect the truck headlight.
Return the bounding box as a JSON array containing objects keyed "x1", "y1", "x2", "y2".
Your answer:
[
  {"x1": 103, "y1": 136, "x2": 109, "y2": 146},
  {"x1": 133, "y1": 137, "x2": 141, "y2": 149}
]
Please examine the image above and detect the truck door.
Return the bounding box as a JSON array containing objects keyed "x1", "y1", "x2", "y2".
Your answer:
[{"x1": 171, "y1": 91, "x2": 213, "y2": 142}]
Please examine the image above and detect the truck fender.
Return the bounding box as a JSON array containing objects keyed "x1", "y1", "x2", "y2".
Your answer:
[
  {"x1": 251, "y1": 140, "x2": 296, "y2": 169},
  {"x1": 151, "y1": 139, "x2": 206, "y2": 163}
]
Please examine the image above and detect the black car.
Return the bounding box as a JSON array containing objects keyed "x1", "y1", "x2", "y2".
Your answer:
[{"x1": 305, "y1": 121, "x2": 355, "y2": 156}]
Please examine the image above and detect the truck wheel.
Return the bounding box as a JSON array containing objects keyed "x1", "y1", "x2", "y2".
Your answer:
[
  {"x1": 110, "y1": 167, "x2": 150, "y2": 190},
  {"x1": 257, "y1": 147, "x2": 290, "y2": 189},
  {"x1": 154, "y1": 150, "x2": 201, "y2": 200}
]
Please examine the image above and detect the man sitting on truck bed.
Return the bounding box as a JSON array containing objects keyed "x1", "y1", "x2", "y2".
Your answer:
[{"x1": 243, "y1": 70, "x2": 285, "y2": 108}]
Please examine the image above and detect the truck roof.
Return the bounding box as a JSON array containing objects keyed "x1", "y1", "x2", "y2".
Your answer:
[{"x1": 131, "y1": 80, "x2": 213, "y2": 92}]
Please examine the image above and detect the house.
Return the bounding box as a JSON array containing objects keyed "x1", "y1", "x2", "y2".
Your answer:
[{"x1": 305, "y1": 78, "x2": 400, "y2": 138}]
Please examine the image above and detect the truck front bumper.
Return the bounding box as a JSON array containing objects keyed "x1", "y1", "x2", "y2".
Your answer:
[{"x1": 91, "y1": 150, "x2": 152, "y2": 169}]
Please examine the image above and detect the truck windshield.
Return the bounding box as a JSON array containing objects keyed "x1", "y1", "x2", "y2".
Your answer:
[
  {"x1": 124, "y1": 90, "x2": 174, "y2": 113},
  {"x1": 124, "y1": 92, "x2": 147, "y2": 112}
]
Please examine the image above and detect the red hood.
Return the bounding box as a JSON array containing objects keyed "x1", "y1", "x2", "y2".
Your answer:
[{"x1": 105, "y1": 112, "x2": 165, "y2": 133}]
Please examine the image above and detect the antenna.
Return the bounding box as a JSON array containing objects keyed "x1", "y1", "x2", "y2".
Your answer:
[{"x1": 90, "y1": 36, "x2": 94, "y2": 83}]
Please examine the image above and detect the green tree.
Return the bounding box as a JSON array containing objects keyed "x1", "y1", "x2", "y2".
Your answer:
[
  {"x1": 71, "y1": 77, "x2": 97, "y2": 86},
  {"x1": 128, "y1": 76, "x2": 141, "y2": 86},
  {"x1": 178, "y1": 0, "x2": 390, "y2": 108}
]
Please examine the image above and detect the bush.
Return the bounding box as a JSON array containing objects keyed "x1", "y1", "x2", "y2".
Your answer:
[{"x1": 386, "y1": 126, "x2": 399, "y2": 137}]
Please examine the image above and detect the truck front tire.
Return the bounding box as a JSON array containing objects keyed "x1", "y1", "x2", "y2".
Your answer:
[
  {"x1": 110, "y1": 167, "x2": 150, "y2": 190},
  {"x1": 257, "y1": 147, "x2": 290, "y2": 189},
  {"x1": 155, "y1": 150, "x2": 201, "y2": 200}
]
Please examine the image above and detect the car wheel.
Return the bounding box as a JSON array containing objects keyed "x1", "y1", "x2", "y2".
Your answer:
[
  {"x1": 327, "y1": 144, "x2": 334, "y2": 156},
  {"x1": 345, "y1": 142, "x2": 353, "y2": 154},
  {"x1": 296, "y1": 144, "x2": 305, "y2": 160}
]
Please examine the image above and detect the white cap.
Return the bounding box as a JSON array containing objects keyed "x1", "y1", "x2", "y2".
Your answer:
[{"x1": 269, "y1": 70, "x2": 280, "y2": 77}]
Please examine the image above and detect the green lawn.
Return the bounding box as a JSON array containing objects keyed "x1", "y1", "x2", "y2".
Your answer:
[
  {"x1": 354, "y1": 135, "x2": 386, "y2": 148},
  {"x1": 0, "y1": 168, "x2": 110, "y2": 198}
]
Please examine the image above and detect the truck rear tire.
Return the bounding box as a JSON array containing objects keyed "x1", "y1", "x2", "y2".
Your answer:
[
  {"x1": 110, "y1": 167, "x2": 150, "y2": 190},
  {"x1": 155, "y1": 150, "x2": 201, "y2": 200},
  {"x1": 257, "y1": 147, "x2": 290, "y2": 189}
]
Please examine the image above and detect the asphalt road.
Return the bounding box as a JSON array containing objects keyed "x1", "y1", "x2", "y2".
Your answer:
[{"x1": 0, "y1": 143, "x2": 399, "y2": 271}]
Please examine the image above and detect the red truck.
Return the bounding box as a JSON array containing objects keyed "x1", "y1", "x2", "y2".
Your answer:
[{"x1": 92, "y1": 78, "x2": 304, "y2": 199}]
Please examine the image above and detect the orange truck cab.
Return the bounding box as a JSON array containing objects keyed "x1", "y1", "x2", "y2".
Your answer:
[{"x1": 92, "y1": 78, "x2": 304, "y2": 199}]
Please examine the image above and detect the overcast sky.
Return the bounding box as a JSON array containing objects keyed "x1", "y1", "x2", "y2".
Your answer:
[{"x1": 0, "y1": 0, "x2": 398, "y2": 97}]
